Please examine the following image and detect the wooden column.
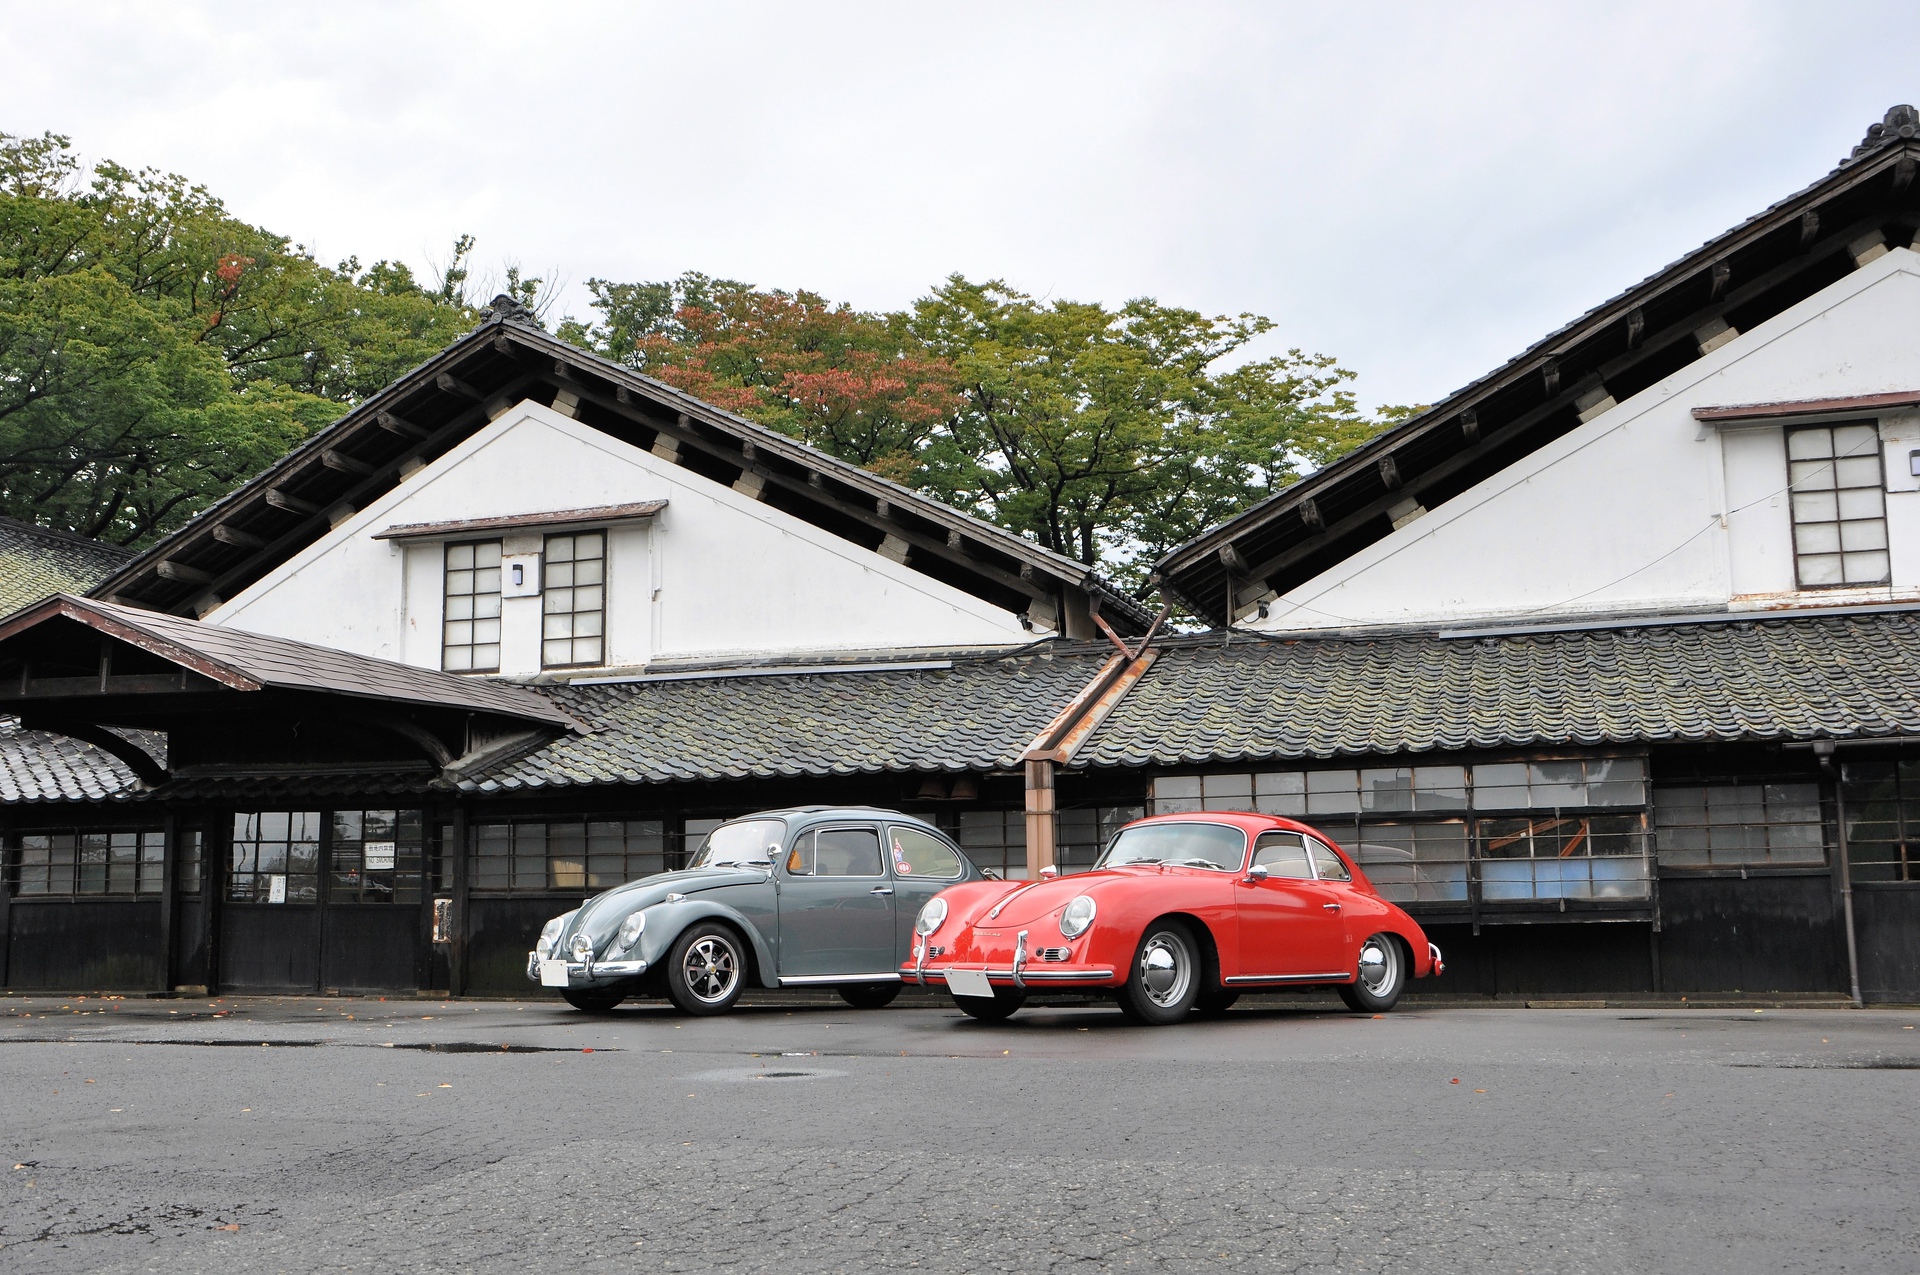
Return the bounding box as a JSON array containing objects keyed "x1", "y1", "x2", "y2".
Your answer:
[
  {"x1": 0, "y1": 804, "x2": 13, "y2": 990},
  {"x1": 1024, "y1": 759, "x2": 1057, "y2": 878},
  {"x1": 158, "y1": 808, "x2": 178, "y2": 993},
  {"x1": 449, "y1": 800, "x2": 471, "y2": 997}
]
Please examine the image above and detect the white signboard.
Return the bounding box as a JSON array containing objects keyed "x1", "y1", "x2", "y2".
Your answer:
[
  {"x1": 267, "y1": 873, "x2": 287, "y2": 904},
  {"x1": 364, "y1": 841, "x2": 397, "y2": 871}
]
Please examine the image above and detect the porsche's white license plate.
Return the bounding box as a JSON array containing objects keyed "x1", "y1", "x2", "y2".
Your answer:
[
  {"x1": 945, "y1": 968, "x2": 994, "y2": 999},
  {"x1": 539, "y1": 960, "x2": 571, "y2": 988}
]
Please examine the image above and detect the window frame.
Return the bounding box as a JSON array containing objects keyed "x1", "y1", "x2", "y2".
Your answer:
[
  {"x1": 1784, "y1": 419, "x2": 1890, "y2": 592},
  {"x1": 540, "y1": 528, "x2": 608, "y2": 670},
  {"x1": 442, "y1": 538, "x2": 504, "y2": 674}
]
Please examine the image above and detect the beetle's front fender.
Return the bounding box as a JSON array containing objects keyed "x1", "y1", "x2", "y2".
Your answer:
[{"x1": 635, "y1": 898, "x2": 781, "y2": 988}]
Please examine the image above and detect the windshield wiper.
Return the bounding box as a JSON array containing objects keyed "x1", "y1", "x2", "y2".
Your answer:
[
  {"x1": 1173, "y1": 858, "x2": 1225, "y2": 869},
  {"x1": 1111, "y1": 856, "x2": 1163, "y2": 866}
]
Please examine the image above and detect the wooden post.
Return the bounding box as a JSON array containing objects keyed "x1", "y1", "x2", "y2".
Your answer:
[
  {"x1": 158, "y1": 809, "x2": 177, "y2": 993},
  {"x1": 449, "y1": 800, "x2": 471, "y2": 997},
  {"x1": 0, "y1": 804, "x2": 12, "y2": 990},
  {"x1": 1025, "y1": 758, "x2": 1057, "y2": 879}
]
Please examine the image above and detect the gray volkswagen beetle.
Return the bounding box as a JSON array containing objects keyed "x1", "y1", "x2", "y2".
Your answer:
[{"x1": 527, "y1": 806, "x2": 987, "y2": 1014}]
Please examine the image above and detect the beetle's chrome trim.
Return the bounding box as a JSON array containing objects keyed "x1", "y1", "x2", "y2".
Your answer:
[
  {"x1": 1428, "y1": 942, "x2": 1445, "y2": 977},
  {"x1": 1012, "y1": 930, "x2": 1029, "y2": 989},
  {"x1": 778, "y1": 973, "x2": 903, "y2": 986},
  {"x1": 1223, "y1": 971, "x2": 1350, "y2": 984},
  {"x1": 929, "y1": 966, "x2": 1115, "y2": 982}
]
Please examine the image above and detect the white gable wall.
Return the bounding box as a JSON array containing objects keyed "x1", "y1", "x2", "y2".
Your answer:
[
  {"x1": 205, "y1": 402, "x2": 1028, "y2": 672},
  {"x1": 1251, "y1": 247, "x2": 1920, "y2": 632}
]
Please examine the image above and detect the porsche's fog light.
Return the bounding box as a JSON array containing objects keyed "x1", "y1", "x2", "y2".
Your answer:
[
  {"x1": 914, "y1": 897, "x2": 948, "y2": 937},
  {"x1": 1059, "y1": 894, "x2": 1096, "y2": 939},
  {"x1": 617, "y1": 911, "x2": 646, "y2": 952},
  {"x1": 569, "y1": 931, "x2": 595, "y2": 963}
]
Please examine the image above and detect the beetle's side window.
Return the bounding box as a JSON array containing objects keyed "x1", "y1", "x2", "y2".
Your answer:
[
  {"x1": 1308, "y1": 839, "x2": 1352, "y2": 882},
  {"x1": 1252, "y1": 832, "x2": 1314, "y2": 879},
  {"x1": 786, "y1": 831, "x2": 815, "y2": 876},
  {"x1": 889, "y1": 826, "x2": 964, "y2": 879},
  {"x1": 814, "y1": 827, "x2": 883, "y2": 877}
]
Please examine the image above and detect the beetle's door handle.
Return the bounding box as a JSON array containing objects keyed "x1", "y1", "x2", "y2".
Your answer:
[
  {"x1": 1323, "y1": 902, "x2": 1342, "y2": 911},
  {"x1": 871, "y1": 886, "x2": 894, "y2": 896}
]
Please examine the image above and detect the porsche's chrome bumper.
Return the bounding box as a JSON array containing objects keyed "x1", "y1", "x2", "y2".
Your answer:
[
  {"x1": 916, "y1": 964, "x2": 1116, "y2": 986},
  {"x1": 1428, "y1": 942, "x2": 1445, "y2": 977}
]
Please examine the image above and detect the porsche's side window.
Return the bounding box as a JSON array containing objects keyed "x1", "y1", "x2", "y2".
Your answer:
[
  {"x1": 786, "y1": 831, "x2": 815, "y2": 876},
  {"x1": 1308, "y1": 839, "x2": 1352, "y2": 882},
  {"x1": 815, "y1": 827, "x2": 883, "y2": 877},
  {"x1": 889, "y1": 826, "x2": 964, "y2": 878},
  {"x1": 1253, "y1": 832, "x2": 1314, "y2": 879}
]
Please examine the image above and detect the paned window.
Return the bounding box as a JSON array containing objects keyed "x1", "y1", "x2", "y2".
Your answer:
[
  {"x1": 1787, "y1": 422, "x2": 1889, "y2": 588},
  {"x1": 13, "y1": 829, "x2": 164, "y2": 896},
  {"x1": 1841, "y1": 760, "x2": 1920, "y2": 883},
  {"x1": 443, "y1": 540, "x2": 503, "y2": 672},
  {"x1": 542, "y1": 531, "x2": 606, "y2": 668},
  {"x1": 1654, "y1": 784, "x2": 1824, "y2": 868},
  {"x1": 471, "y1": 819, "x2": 668, "y2": 893},
  {"x1": 230, "y1": 811, "x2": 322, "y2": 903},
  {"x1": 1058, "y1": 805, "x2": 1144, "y2": 873},
  {"x1": 1470, "y1": 758, "x2": 1645, "y2": 810},
  {"x1": 330, "y1": 810, "x2": 426, "y2": 904},
  {"x1": 1478, "y1": 814, "x2": 1649, "y2": 900},
  {"x1": 958, "y1": 810, "x2": 1027, "y2": 879},
  {"x1": 1351, "y1": 822, "x2": 1471, "y2": 902}
]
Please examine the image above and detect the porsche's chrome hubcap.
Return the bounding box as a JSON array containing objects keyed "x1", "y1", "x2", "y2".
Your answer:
[
  {"x1": 1139, "y1": 932, "x2": 1192, "y2": 1007},
  {"x1": 1358, "y1": 937, "x2": 1398, "y2": 998},
  {"x1": 683, "y1": 936, "x2": 740, "y2": 1003}
]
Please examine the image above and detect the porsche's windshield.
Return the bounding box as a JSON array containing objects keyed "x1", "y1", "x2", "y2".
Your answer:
[
  {"x1": 1098, "y1": 822, "x2": 1247, "y2": 871},
  {"x1": 689, "y1": 819, "x2": 783, "y2": 869}
]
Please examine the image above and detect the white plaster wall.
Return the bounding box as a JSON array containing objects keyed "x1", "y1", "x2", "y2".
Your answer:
[
  {"x1": 1253, "y1": 248, "x2": 1920, "y2": 632},
  {"x1": 205, "y1": 401, "x2": 1028, "y2": 672}
]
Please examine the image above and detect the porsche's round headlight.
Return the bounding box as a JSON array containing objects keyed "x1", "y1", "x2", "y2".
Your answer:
[
  {"x1": 617, "y1": 911, "x2": 646, "y2": 952},
  {"x1": 569, "y1": 931, "x2": 595, "y2": 962},
  {"x1": 914, "y1": 897, "x2": 948, "y2": 937},
  {"x1": 1059, "y1": 895, "x2": 1096, "y2": 939}
]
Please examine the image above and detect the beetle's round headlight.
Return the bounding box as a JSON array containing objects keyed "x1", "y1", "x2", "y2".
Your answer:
[
  {"x1": 569, "y1": 931, "x2": 595, "y2": 962},
  {"x1": 537, "y1": 910, "x2": 577, "y2": 960},
  {"x1": 617, "y1": 911, "x2": 646, "y2": 952},
  {"x1": 914, "y1": 897, "x2": 948, "y2": 937},
  {"x1": 1059, "y1": 895, "x2": 1096, "y2": 939}
]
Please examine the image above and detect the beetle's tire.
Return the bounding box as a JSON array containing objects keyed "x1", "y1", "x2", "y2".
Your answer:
[
  {"x1": 952, "y1": 989, "x2": 1026, "y2": 1022},
  {"x1": 664, "y1": 922, "x2": 748, "y2": 1016},
  {"x1": 1194, "y1": 988, "x2": 1240, "y2": 1018},
  {"x1": 1338, "y1": 933, "x2": 1407, "y2": 1013},
  {"x1": 1116, "y1": 920, "x2": 1202, "y2": 1025},
  {"x1": 838, "y1": 982, "x2": 903, "y2": 1010},
  {"x1": 561, "y1": 987, "x2": 627, "y2": 1012}
]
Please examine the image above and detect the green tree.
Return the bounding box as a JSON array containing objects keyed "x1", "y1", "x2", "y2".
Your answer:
[{"x1": 0, "y1": 131, "x2": 478, "y2": 544}]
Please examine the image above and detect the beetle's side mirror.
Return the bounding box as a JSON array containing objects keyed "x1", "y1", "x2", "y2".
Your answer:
[{"x1": 1243, "y1": 864, "x2": 1269, "y2": 883}]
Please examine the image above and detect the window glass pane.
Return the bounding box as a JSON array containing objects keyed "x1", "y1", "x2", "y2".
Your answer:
[
  {"x1": 815, "y1": 828, "x2": 883, "y2": 876},
  {"x1": 1305, "y1": 769, "x2": 1359, "y2": 815},
  {"x1": 444, "y1": 540, "x2": 504, "y2": 672},
  {"x1": 890, "y1": 827, "x2": 963, "y2": 878},
  {"x1": 1150, "y1": 776, "x2": 1202, "y2": 814},
  {"x1": 1412, "y1": 766, "x2": 1469, "y2": 811},
  {"x1": 1359, "y1": 768, "x2": 1413, "y2": 813},
  {"x1": 1788, "y1": 422, "x2": 1888, "y2": 588},
  {"x1": 785, "y1": 830, "x2": 815, "y2": 875},
  {"x1": 542, "y1": 530, "x2": 607, "y2": 668},
  {"x1": 1307, "y1": 840, "x2": 1351, "y2": 882},
  {"x1": 1251, "y1": 832, "x2": 1312, "y2": 878}
]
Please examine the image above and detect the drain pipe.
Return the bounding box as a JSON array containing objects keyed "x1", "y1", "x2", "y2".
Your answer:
[{"x1": 1814, "y1": 741, "x2": 1864, "y2": 1008}]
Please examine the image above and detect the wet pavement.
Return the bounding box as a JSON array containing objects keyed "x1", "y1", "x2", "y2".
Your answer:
[{"x1": 0, "y1": 991, "x2": 1914, "y2": 1271}]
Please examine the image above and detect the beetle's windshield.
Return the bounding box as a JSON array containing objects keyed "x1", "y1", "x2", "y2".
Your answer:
[
  {"x1": 1098, "y1": 822, "x2": 1247, "y2": 871},
  {"x1": 690, "y1": 819, "x2": 783, "y2": 869}
]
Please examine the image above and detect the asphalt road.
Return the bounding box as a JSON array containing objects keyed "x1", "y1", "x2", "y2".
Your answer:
[{"x1": 0, "y1": 990, "x2": 1913, "y2": 1274}]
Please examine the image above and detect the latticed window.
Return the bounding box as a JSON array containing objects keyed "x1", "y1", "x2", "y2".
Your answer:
[
  {"x1": 1843, "y1": 760, "x2": 1920, "y2": 883},
  {"x1": 471, "y1": 819, "x2": 667, "y2": 893},
  {"x1": 443, "y1": 540, "x2": 503, "y2": 672},
  {"x1": 542, "y1": 531, "x2": 605, "y2": 668},
  {"x1": 1654, "y1": 783, "x2": 1824, "y2": 869},
  {"x1": 230, "y1": 811, "x2": 322, "y2": 903},
  {"x1": 1787, "y1": 422, "x2": 1889, "y2": 588},
  {"x1": 1058, "y1": 806, "x2": 1145, "y2": 873},
  {"x1": 329, "y1": 810, "x2": 426, "y2": 904},
  {"x1": 13, "y1": 830, "x2": 164, "y2": 896},
  {"x1": 958, "y1": 810, "x2": 1028, "y2": 880}
]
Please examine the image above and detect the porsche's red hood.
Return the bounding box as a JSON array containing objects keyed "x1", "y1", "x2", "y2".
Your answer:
[{"x1": 954, "y1": 866, "x2": 1172, "y2": 930}]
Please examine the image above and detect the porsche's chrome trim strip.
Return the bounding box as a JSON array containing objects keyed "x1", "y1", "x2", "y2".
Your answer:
[
  {"x1": 778, "y1": 973, "x2": 903, "y2": 986},
  {"x1": 1224, "y1": 972, "x2": 1349, "y2": 984},
  {"x1": 985, "y1": 881, "x2": 1045, "y2": 921},
  {"x1": 931, "y1": 966, "x2": 1115, "y2": 982}
]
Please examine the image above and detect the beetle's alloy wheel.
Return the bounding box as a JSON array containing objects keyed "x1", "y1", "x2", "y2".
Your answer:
[
  {"x1": 682, "y1": 934, "x2": 740, "y2": 1004},
  {"x1": 1139, "y1": 932, "x2": 1193, "y2": 1008}
]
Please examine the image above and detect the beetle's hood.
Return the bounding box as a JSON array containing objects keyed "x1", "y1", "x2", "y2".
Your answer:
[
  {"x1": 562, "y1": 866, "x2": 768, "y2": 940},
  {"x1": 952, "y1": 868, "x2": 1162, "y2": 931}
]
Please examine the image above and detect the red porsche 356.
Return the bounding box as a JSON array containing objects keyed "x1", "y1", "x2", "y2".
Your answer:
[{"x1": 906, "y1": 811, "x2": 1443, "y2": 1024}]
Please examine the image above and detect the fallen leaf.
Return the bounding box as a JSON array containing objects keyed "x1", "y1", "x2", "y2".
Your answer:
[
  {"x1": 1473, "y1": 1089, "x2": 1486, "y2": 1094},
  {"x1": 219, "y1": 1223, "x2": 240, "y2": 1232},
  {"x1": 1450, "y1": 1078, "x2": 1460, "y2": 1084},
  {"x1": 438, "y1": 1084, "x2": 452, "y2": 1089}
]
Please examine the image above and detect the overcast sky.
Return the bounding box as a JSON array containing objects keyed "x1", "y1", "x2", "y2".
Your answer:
[{"x1": 1, "y1": 2, "x2": 1913, "y2": 411}]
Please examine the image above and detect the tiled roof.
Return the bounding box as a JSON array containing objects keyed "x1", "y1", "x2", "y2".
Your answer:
[
  {"x1": 461, "y1": 649, "x2": 1113, "y2": 792},
  {"x1": 0, "y1": 719, "x2": 147, "y2": 803},
  {"x1": 0, "y1": 520, "x2": 133, "y2": 617},
  {"x1": 1074, "y1": 609, "x2": 1920, "y2": 768}
]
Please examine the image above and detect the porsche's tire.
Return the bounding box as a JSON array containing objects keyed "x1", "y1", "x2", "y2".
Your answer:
[
  {"x1": 665, "y1": 922, "x2": 748, "y2": 1016},
  {"x1": 561, "y1": 988, "x2": 627, "y2": 1013},
  {"x1": 1338, "y1": 933, "x2": 1407, "y2": 1013},
  {"x1": 952, "y1": 988, "x2": 1026, "y2": 1022},
  {"x1": 1194, "y1": 988, "x2": 1240, "y2": 1017},
  {"x1": 1117, "y1": 920, "x2": 1202, "y2": 1025},
  {"x1": 838, "y1": 982, "x2": 903, "y2": 1010}
]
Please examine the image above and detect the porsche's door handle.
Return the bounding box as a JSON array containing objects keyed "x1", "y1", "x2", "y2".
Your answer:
[
  {"x1": 1322, "y1": 902, "x2": 1342, "y2": 911},
  {"x1": 870, "y1": 886, "x2": 895, "y2": 896}
]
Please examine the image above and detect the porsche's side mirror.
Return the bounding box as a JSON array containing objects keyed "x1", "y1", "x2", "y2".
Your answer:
[
  {"x1": 1243, "y1": 864, "x2": 1269, "y2": 883},
  {"x1": 1040, "y1": 865, "x2": 1060, "y2": 880}
]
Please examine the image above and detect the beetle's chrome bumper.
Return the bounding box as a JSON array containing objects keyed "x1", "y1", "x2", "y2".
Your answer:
[{"x1": 525, "y1": 952, "x2": 649, "y2": 984}]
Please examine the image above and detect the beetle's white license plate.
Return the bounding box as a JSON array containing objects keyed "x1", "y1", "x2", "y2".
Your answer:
[
  {"x1": 945, "y1": 968, "x2": 994, "y2": 998},
  {"x1": 539, "y1": 960, "x2": 571, "y2": 988}
]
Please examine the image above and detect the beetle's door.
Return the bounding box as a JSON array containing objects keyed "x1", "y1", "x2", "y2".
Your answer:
[
  {"x1": 1235, "y1": 831, "x2": 1347, "y2": 978},
  {"x1": 777, "y1": 824, "x2": 897, "y2": 978}
]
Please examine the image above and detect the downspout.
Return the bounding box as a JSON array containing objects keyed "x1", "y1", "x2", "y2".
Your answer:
[
  {"x1": 1814, "y1": 741, "x2": 1864, "y2": 1008},
  {"x1": 1018, "y1": 605, "x2": 1169, "y2": 878}
]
